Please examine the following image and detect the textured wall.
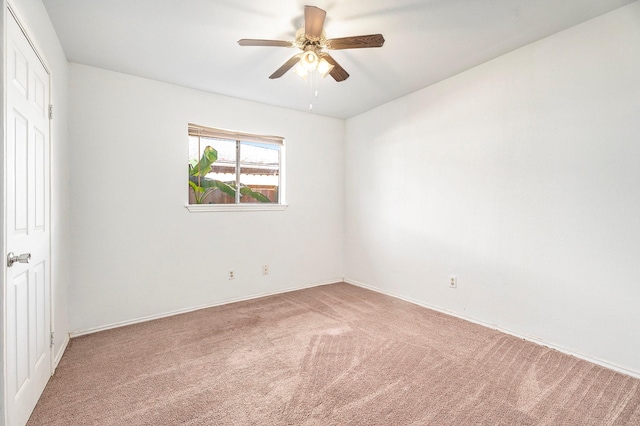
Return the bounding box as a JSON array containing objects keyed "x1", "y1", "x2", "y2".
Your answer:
[
  {"x1": 68, "y1": 64, "x2": 345, "y2": 332},
  {"x1": 345, "y1": 2, "x2": 640, "y2": 375}
]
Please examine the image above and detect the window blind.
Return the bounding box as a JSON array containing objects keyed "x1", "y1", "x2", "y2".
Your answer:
[{"x1": 188, "y1": 123, "x2": 283, "y2": 145}]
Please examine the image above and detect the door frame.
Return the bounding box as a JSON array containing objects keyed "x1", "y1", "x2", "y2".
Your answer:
[{"x1": 3, "y1": 2, "x2": 55, "y2": 422}]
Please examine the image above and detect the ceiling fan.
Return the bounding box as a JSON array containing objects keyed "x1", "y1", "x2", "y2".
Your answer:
[{"x1": 238, "y1": 5, "x2": 385, "y2": 82}]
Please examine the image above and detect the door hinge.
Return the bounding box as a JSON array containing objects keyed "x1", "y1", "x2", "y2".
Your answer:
[
  {"x1": 50, "y1": 332, "x2": 55, "y2": 347},
  {"x1": 49, "y1": 104, "x2": 53, "y2": 120}
]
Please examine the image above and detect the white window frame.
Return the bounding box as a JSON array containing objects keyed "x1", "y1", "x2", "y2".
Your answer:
[{"x1": 186, "y1": 123, "x2": 287, "y2": 212}]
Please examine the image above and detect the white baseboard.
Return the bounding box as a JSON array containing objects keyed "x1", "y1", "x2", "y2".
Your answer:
[
  {"x1": 52, "y1": 332, "x2": 70, "y2": 373},
  {"x1": 344, "y1": 278, "x2": 640, "y2": 380},
  {"x1": 69, "y1": 278, "x2": 343, "y2": 338}
]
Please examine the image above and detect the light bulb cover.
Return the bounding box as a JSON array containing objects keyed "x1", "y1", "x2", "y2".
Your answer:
[
  {"x1": 300, "y1": 50, "x2": 319, "y2": 71},
  {"x1": 293, "y1": 63, "x2": 308, "y2": 80},
  {"x1": 317, "y1": 58, "x2": 335, "y2": 78}
]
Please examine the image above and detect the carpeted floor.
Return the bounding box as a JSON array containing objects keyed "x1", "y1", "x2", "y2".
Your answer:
[{"x1": 28, "y1": 283, "x2": 640, "y2": 425}]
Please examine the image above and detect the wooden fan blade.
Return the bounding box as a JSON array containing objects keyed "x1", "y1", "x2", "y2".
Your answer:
[
  {"x1": 326, "y1": 34, "x2": 385, "y2": 50},
  {"x1": 269, "y1": 54, "x2": 301, "y2": 79},
  {"x1": 238, "y1": 39, "x2": 293, "y2": 47},
  {"x1": 304, "y1": 5, "x2": 326, "y2": 41},
  {"x1": 319, "y1": 53, "x2": 349, "y2": 82}
]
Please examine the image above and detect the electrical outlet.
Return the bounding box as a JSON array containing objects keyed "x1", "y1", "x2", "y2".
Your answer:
[
  {"x1": 262, "y1": 265, "x2": 269, "y2": 275},
  {"x1": 228, "y1": 270, "x2": 235, "y2": 280},
  {"x1": 449, "y1": 276, "x2": 457, "y2": 288}
]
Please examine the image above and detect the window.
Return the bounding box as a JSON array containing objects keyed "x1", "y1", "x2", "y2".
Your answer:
[{"x1": 187, "y1": 123, "x2": 286, "y2": 211}]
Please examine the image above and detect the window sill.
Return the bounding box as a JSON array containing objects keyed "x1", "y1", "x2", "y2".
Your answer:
[{"x1": 185, "y1": 204, "x2": 288, "y2": 212}]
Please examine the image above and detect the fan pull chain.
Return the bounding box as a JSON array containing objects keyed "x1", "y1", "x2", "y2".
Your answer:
[
  {"x1": 309, "y1": 74, "x2": 313, "y2": 111},
  {"x1": 308, "y1": 70, "x2": 320, "y2": 112}
]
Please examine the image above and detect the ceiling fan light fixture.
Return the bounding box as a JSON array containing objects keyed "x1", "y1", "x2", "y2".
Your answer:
[
  {"x1": 238, "y1": 6, "x2": 384, "y2": 83},
  {"x1": 301, "y1": 50, "x2": 319, "y2": 71},
  {"x1": 317, "y1": 58, "x2": 334, "y2": 78}
]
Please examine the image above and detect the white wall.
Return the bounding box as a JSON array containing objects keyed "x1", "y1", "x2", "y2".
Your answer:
[
  {"x1": 68, "y1": 64, "x2": 345, "y2": 333},
  {"x1": 345, "y1": 1, "x2": 640, "y2": 375},
  {"x1": 5, "y1": 0, "x2": 70, "y2": 364}
]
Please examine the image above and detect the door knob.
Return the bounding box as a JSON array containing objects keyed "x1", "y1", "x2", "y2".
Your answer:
[{"x1": 7, "y1": 252, "x2": 31, "y2": 267}]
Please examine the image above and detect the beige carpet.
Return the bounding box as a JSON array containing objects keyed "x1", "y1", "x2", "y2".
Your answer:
[{"x1": 28, "y1": 283, "x2": 640, "y2": 425}]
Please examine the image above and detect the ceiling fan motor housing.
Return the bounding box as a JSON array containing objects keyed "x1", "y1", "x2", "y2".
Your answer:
[{"x1": 295, "y1": 28, "x2": 326, "y2": 51}]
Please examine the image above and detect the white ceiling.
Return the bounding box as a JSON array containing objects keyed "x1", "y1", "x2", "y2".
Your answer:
[{"x1": 42, "y1": 0, "x2": 634, "y2": 119}]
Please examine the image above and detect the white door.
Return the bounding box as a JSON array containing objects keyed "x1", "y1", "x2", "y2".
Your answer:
[{"x1": 5, "y1": 10, "x2": 52, "y2": 426}]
